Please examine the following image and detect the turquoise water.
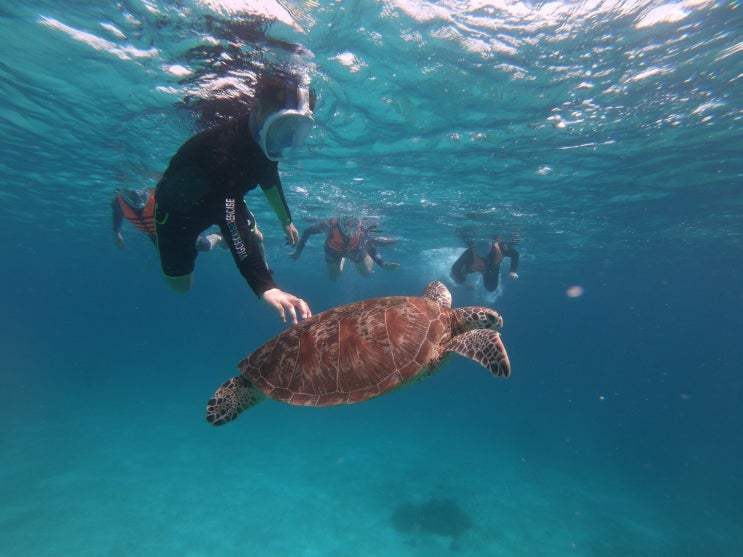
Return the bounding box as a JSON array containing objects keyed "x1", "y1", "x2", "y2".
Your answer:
[{"x1": 1, "y1": 1, "x2": 742, "y2": 555}]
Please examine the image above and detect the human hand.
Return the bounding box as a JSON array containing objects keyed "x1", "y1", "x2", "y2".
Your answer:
[
  {"x1": 114, "y1": 232, "x2": 126, "y2": 250},
  {"x1": 260, "y1": 288, "x2": 312, "y2": 325},
  {"x1": 284, "y1": 222, "x2": 299, "y2": 246},
  {"x1": 383, "y1": 262, "x2": 400, "y2": 270},
  {"x1": 509, "y1": 272, "x2": 519, "y2": 280}
]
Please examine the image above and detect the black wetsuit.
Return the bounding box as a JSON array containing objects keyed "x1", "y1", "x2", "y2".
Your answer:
[
  {"x1": 155, "y1": 114, "x2": 292, "y2": 296},
  {"x1": 451, "y1": 242, "x2": 519, "y2": 292},
  {"x1": 293, "y1": 219, "x2": 389, "y2": 267}
]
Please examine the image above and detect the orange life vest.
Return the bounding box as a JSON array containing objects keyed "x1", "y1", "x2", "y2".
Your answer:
[
  {"x1": 118, "y1": 192, "x2": 156, "y2": 237},
  {"x1": 326, "y1": 220, "x2": 362, "y2": 254}
]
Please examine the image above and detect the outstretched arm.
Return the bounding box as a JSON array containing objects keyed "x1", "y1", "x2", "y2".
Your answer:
[
  {"x1": 289, "y1": 220, "x2": 330, "y2": 260},
  {"x1": 219, "y1": 198, "x2": 291, "y2": 317},
  {"x1": 502, "y1": 244, "x2": 520, "y2": 277},
  {"x1": 367, "y1": 243, "x2": 399, "y2": 270},
  {"x1": 260, "y1": 288, "x2": 312, "y2": 325},
  {"x1": 111, "y1": 197, "x2": 125, "y2": 249}
]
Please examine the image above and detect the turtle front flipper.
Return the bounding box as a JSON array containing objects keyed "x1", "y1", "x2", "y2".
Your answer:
[
  {"x1": 445, "y1": 329, "x2": 511, "y2": 378},
  {"x1": 206, "y1": 376, "x2": 267, "y2": 426},
  {"x1": 423, "y1": 281, "x2": 452, "y2": 308}
]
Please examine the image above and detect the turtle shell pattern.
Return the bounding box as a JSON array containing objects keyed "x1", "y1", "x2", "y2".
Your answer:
[{"x1": 238, "y1": 295, "x2": 455, "y2": 406}]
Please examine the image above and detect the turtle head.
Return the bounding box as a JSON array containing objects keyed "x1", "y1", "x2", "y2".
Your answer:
[
  {"x1": 456, "y1": 307, "x2": 504, "y2": 332},
  {"x1": 206, "y1": 376, "x2": 267, "y2": 426}
]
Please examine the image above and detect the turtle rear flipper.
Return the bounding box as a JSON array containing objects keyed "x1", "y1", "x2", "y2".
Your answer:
[
  {"x1": 206, "y1": 376, "x2": 267, "y2": 426},
  {"x1": 445, "y1": 329, "x2": 511, "y2": 378}
]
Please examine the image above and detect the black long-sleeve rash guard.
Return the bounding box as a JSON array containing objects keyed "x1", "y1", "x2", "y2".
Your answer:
[{"x1": 156, "y1": 114, "x2": 294, "y2": 296}]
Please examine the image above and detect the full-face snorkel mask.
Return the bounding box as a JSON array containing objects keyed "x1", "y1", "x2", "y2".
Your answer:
[
  {"x1": 257, "y1": 80, "x2": 314, "y2": 162},
  {"x1": 121, "y1": 188, "x2": 150, "y2": 210},
  {"x1": 339, "y1": 216, "x2": 360, "y2": 238}
]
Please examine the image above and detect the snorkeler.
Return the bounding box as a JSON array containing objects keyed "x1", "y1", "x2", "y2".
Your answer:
[
  {"x1": 112, "y1": 188, "x2": 223, "y2": 252},
  {"x1": 451, "y1": 236, "x2": 519, "y2": 292},
  {"x1": 153, "y1": 73, "x2": 315, "y2": 324},
  {"x1": 290, "y1": 216, "x2": 400, "y2": 281}
]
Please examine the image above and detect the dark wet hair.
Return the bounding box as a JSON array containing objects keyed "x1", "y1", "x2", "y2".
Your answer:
[{"x1": 255, "y1": 73, "x2": 316, "y2": 113}]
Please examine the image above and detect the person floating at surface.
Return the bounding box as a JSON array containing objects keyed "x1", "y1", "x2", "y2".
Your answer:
[
  {"x1": 450, "y1": 236, "x2": 519, "y2": 292},
  {"x1": 153, "y1": 74, "x2": 315, "y2": 324},
  {"x1": 112, "y1": 188, "x2": 224, "y2": 252},
  {"x1": 289, "y1": 216, "x2": 400, "y2": 281}
]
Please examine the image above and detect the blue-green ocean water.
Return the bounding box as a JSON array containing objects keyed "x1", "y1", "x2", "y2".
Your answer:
[{"x1": 1, "y1": 1, "x2": 742, "y2": 556}]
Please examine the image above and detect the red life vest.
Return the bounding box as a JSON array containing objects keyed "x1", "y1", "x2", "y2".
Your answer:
[
  {"x1": 118, "y1": 192, "x2": 156, "y2": 237},
  {"x1": 326, "y1": 219, "x2": 362, "y2": 254}
]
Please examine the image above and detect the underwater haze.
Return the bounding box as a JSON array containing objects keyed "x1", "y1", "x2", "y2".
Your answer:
[{"x1": 1, "y1": 1, "x2": 742, "y2": 556}]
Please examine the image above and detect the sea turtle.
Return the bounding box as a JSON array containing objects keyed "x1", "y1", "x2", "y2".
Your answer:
[{"x1": 206, "y1": 281, "x2": 510, "y2": 426}]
